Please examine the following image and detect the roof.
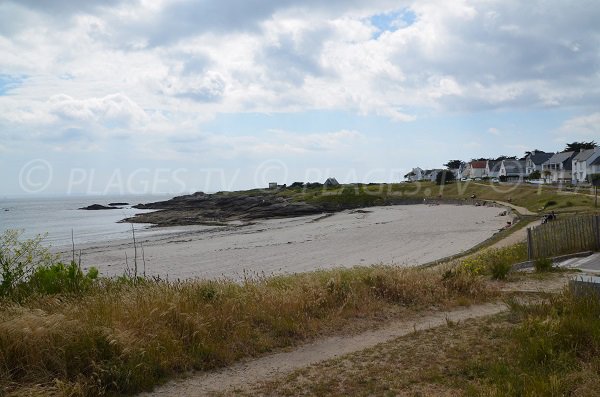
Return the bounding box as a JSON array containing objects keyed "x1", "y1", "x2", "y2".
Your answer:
[
  {"x1": 486, "y1": 160, "x2": 501, "y2": 171},
  {"x1": 591, "y1": 156, "x2": 600, "y2": 166},
  {"x1": 324, "y1": 177, "x2": 339, "y2": 186},
  {"x1": 573, "y1": 148, "x2": 599, "y2": 162},
  {"x1": 528, "y1": 152, "x2": 554, "y2": 165},
  {"x1": 502, "y1": 159, "x2": 526, "y2": 175},
  {"x1": 470, "y1": 161, "x2": 486, "y2": 169},
  {"x1": 544, "y1": 151, "x2": 575, "y2": 165}
]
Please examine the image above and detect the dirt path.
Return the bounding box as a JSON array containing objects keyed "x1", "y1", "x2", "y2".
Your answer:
[
  {"x1": 488, "y1": 219, "x2": 542, "y2": 249},
  {"x1": 493, "y1": 200, "x2": 537, "y2": 216},
  {"x1": 140, "y1": 303, "x2": 508, "y2": 396}
]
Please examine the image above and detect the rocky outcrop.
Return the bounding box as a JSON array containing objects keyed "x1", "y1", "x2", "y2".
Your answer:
[
  {"x1": 127, "y1": 191, "x2": 323, "y2": 226},
  {"x1": 79, "y1": 204, "x2": 118, "y2": 210},
  {"x1": 108, "y1": 202, "x2": 129, "y2": 206}
]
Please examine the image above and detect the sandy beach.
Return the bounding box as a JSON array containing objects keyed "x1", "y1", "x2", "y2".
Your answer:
[{"x1": 63, "y1": 204, "x2": 511, "y2": 280}]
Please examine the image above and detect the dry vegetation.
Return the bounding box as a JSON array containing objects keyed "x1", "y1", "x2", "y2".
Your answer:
[
  {"x1": 0, "y1": 261, "x2": 492, "y2": 396},
  {"x1": 0, "y1": 224, "x2": 590, "y2": 396},
  {"x1": 232, "y1": 287, "x2": 600, "y2": 397}
]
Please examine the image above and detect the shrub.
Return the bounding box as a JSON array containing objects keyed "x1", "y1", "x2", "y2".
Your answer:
[
  {"x1": 545, "y1": 200, "x2": 557, "y2": 208},
  {"x1": 489, "y1": 260, "x2": 512, "y2": 280},
  {"x1": 435, "y1": 170, "x2": 456, "y2": 185},
  {"x1": 459, "y1": 243, "x2": 527, "y2": 280},
  {"x1": 534, "y1": 257, "x2": 553, "y2": 272},
  {"x1": 0, "y1": 230, "x2": 55, "y2": 298},
  {"x1": 29, "y1": 261, "x2": 99, "y2": 295}
]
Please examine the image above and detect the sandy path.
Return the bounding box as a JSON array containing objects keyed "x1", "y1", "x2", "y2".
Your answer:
[
  {"x1": 140, "y1": 303, "x2": 507, "y2": 397},
  {"x1": 492, "y1": 200, "x2": 536, "y2": 216},
  {"x1": 69, "y1": 205, "x2": 509, "y2": 280}
]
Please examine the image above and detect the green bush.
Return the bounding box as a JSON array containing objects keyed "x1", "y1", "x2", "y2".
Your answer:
[
  {"x1": 0, "y1": 230, "x2": 55, "y2": 298},
  {"x1": 29, "y1": 261, "x2": 99, "y2": 295},
  {"x1": 0, "y1": 230, "x2": 98, "y2": 299},
  {"x1": 460, "y1": 243, "x2": 527, "y2": 280},
  {"x1": 534, "y1": 257, "x2": 553, "y2": 272},
  {"x1": 489, "y1": 260, "x2": 512, "y2": 280},
  {"x1": 545, "y1": 200, "x2": 557, "y2": 207}
]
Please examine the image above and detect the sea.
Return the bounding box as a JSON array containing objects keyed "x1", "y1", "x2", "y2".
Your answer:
[{"x1": 0, "y1": 194, "x2": 174, "y2": 249}]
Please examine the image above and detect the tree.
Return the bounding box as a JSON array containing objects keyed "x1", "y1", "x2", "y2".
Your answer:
[
  {"x1": 564, "y1": 141, "x2": 598, "y2": 152},
  {"x1": 528, "y1": 170, "x2": 541, "y2": 180},
  {"x1": 524, "y1": 149, "x2": 544, "y2": 157},
  {"x1": 444, "y1": 160, "x2": 464, "y2": 170},
  {"x1": 436, "y1": 170, "x2": 456, "y2": 185},
  {"x1": 495, "y1": 155, "x2": 517, "y2": 161}
]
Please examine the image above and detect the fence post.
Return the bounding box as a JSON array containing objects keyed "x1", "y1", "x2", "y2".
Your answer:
[
  {"x1": 527, "y1": 227, "x2": 533, "y2": 260},
  {"x1": 594, "y1": 215, "x2": 600, "y2": 251}
]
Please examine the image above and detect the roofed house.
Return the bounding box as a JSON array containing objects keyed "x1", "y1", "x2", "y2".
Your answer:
[
  {"x1": 572, "y1": 148, "x2": 600, "y2": 184},
  {"x1": 525, "y1": 151, "x2": 553, "y2": 175},
  {"x1": 589, "y1": 155, "x2": 600, "y2": 181},
  {"x1": 542, "y1": 151, "x2": 576, "y2": 183},
  {"x1": 423, "y1": 169, "x2": 444, "y2": 182},
  {"x1": 467, "y1": 161, "x2": 486, "y2": 179},
  {"x1": 324, "y1": 177, "x2": 340, "y2": 187},
  {"x1": 499, "y1": 159, "x2": 526, "y2": 181},
  {"x1": 485, "y1": 160, "x2": 502, "y2": 178},
  {"x1": 404, "y1": 167, "x2": 423, "y2": 182}
]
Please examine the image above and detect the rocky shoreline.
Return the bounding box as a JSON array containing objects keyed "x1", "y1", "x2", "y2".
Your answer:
[
  {"x1": 122, "y1": 191, "x2": 326, "y2": 226},
  {"x1": 120, "y1": 188, "x2": 505, "y2": 227}
]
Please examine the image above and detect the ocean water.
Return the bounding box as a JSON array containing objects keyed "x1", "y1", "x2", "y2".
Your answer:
[{"x1": 0, "y1": 194, "x2": 173, "y2": 248}]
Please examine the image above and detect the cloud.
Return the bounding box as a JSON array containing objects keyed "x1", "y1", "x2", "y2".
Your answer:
[
  {"x1": 558, "y1": 113, "x2": 600, "y2": 139},
  {"x1": 1, "y1": 0, "x2": 600, "y2": 160},
  {"x1": 48, "y1": 93, "x2": 149, "y2": 127}
]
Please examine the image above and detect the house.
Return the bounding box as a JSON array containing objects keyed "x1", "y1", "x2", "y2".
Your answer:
[
  {"x1": 499, "y1": 159, "x2": 526, "y2": 181},
  {"x1": 404, "y1": 167, "x2": 423, "y2": 182},
  {"x1": 423, "y1": 169, "x2": 444, "y2": 182},
  {"x1": 525, "y1": 151, "x2": 553, "y2": 175},
  {"x1": 324, "y1": 177, "x2": 340, "y2": 187},
  {"x1": 589, "y1": 156, "x2": 600, "y2": 180},
  {"x1": 450, "y1": 164, "x2": 465, "y2": 180},
  {"x1": 466, "y1": 161, "x2": 486, "y2": 179},
  {"x1": 485, "y1": 160, "x2": 502, "y2": 178},
  {"x1": 571, "y1": 148, "x2": 600, "y2": 184},
  {"x1": 542, "y1": 152, "x2": 576, "y2": 183},
  {"x1": 268, "y1": 182, "x2": 278, "y2": 189}
]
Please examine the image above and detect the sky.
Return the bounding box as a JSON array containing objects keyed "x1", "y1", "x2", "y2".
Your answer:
[{"x1": 1, "y1": 0, "x2": 599, "y2": 196}]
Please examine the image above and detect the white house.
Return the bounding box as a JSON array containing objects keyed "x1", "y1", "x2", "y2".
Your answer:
[
  {"x1": 525, "y1": 151, "x2": 554, "y2": 175},
  {"x1": 485, "y1": 160, "x2": 502, "y2": 178},
  {"x1": 542, "y1": 152, "x2": 576, "y2": 183},
  {"x1": 405, "y1": 167, "x2": 423, "y2": 182},
  {"x1": 571, "y1": 148, "x2": 600, "y2": 184},
  {"x1": 589, "y1": 156, "x2": 600, "y2": 179},
  {"x1": 499, "y1": 159, "x2": 526, "y2": 181},
  {"x1": 466, "y1": 161, "x2": 486, "y2": 179},
  {"x1": 425, "y1": 169, "x2": 445, "y2": 182}
]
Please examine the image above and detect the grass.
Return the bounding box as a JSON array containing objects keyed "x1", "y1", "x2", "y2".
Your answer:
[
  {"x1": 235, "y1": 286, "x2": 600, "y2": 397},
  {"x1": 274, "y1": 181, "x2": 599, "y2": 215},
  {"x1": 0, "y1": 264, "x2": 492, "y2": 396}
]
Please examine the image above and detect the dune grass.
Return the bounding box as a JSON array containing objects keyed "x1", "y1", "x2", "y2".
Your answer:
[
  {"x1": 232, "y1": 285, "x2": 599, "y2": 397},
  {"x1": 473, "y1": 288, "x2": 600, "y2": 396},
  {"x1": 0, "y1": 263, "x2": 492, "y2": 396}
]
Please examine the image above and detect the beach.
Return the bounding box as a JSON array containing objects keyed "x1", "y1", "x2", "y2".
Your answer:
[{"x1": 63, "y1": 204, "x2": 511, "y2": 280}]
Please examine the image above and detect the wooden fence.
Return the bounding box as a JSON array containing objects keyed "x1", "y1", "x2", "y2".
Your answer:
[{"x1": 527, "y1": 215, "x2": 600, "y2": 260}]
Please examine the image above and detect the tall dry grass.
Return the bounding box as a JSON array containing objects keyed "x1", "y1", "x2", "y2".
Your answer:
[{"x1": 0, "y1": 265, "x2": 490, "y2": 396}]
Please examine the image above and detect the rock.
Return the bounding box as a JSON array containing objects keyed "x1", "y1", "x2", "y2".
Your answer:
[
  {"x1": 108, "y1": 202, "x2": 129, "y2": 206},
  {"x1": 79, "y1": 204, "x2": 118, "y2": 210}
]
